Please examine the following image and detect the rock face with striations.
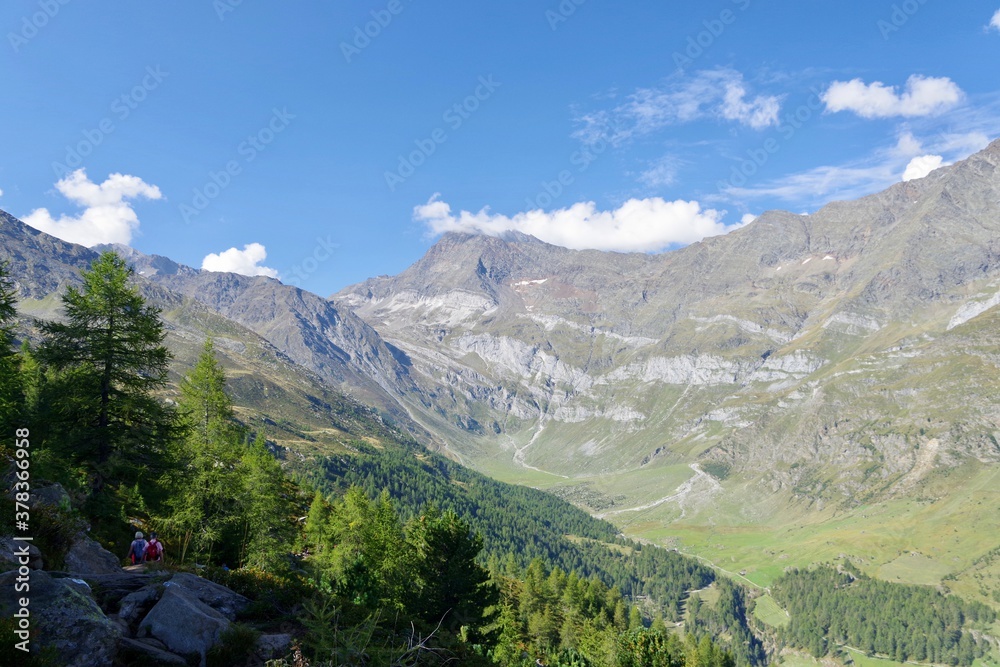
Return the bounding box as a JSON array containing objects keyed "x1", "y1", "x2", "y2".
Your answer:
[{"x1": 335, "y1": 139, "x2": 1000, "y2": 504}]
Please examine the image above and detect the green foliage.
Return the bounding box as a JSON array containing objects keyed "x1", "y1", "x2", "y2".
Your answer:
[
  {"x1": 0, "y1": 262, "x2": 24, "y2": 439},
  {"x1": 305, "y1": 445, "x2": 715, "y2": 619},
  {"x1": 34, "y1": 252, "x2": 178, "y2": 528},
  {"x1": 772, "y1": 565, "x2": 997, "y2": 666},
  {"x1": 0, "y1": 616, "x2": 61, "y2": 667},
  {"x1": 207, "y1": 623, "x2": 261, "y2": 667},
  {"x1": 409, "y1": 506, "x2": 498, "y2": 633},
  {"x1": 615, "y1": 629, "x2": 685, "y2": 667},
  {"x1": 687, "y1": 578, "x2": 764, "y2": 667},
  {"x1": 160, "y1": 338, "x2": 298, "y2": 568}
]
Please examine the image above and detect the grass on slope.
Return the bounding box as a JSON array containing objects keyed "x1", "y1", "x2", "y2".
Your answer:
[
  {"x1": 612, "y1": 461, "x2": 1000, "y2": 602},
  {"x1": 752, "y1": 594, "x2": 789, "y2": 628}
]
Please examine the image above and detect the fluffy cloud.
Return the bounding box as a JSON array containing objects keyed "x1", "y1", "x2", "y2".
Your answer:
[
  {"x1": 720, "y1": 80, "x2": 782, "y2": 129},
  {"x1": 22, "y1": 169, "x2": 162, "y2": 247},
  {"x1": 822, "y1": 75, "x2": 963, "y2": 118},
  {"x1": 991, "y1": 9, "x2": 1000, "y2": 31},
  {"x1": 573, "y1": 68, "x2": 781, "y2": 145},
  {"x1": 201, "y1": 243, "x2": 278, "y2": 278},
  {"x1": 902, "y1": 155, "x2": 946, "y2": 181},
  {"x1": 415, "y1": 195, "x2": 746, "y2": 253}
]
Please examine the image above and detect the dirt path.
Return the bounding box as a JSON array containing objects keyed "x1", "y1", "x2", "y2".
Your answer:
[
  {"x1": 597, "y1": 463, "x2": 720, "y2": 519},
  {"x1": 512, "y1": 416, "x2": 569, "y2": 479}
]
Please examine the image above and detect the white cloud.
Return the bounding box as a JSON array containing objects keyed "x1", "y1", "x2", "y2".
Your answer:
[
  {"x1": 573, "y1": 68, "x2": 781, "y2": 145},
  {"x1": 22, "y1": 169, "x2": 162, "y2": 247},
  {"x1": 990, "y1": 9, "x2": 1000, "y2": 31},
  {"x1": 822, "y1": 75, "x2": 964, "y2": 119},
  {"x1": 639, "y1": 156, "x2": 681, "y2": 188},
  {"x1": 201, "y1": 243, "x2": 278, "y2": 278},
  {"x1": 0, "y1": 188, "x2": 4, "y2": 197},
  {"x1": 415, "y1": 194, "x2": 747, "y2": 253},
  {"x1": 902, "y1": 155, "x2": 947, "y2": 181},
  {"x1": 893, "y1": 131, "x2": 924, "y2": 157},
  {"x1": 720, "y1": 80, "x2": 782, "y2": 129},
  {"x1": 720, "y1": 129, "x2": 987, "y2": 206},
  {"x1": 724, "y1": 162, "x2": 901, "y2": 204}
]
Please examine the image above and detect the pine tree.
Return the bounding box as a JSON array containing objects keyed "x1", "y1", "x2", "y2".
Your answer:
[
  {"x1": 0, "y1": 262, "x2": 23, "y2": 437},
  {"x1": 37, "y1": 252, "x2": 176, "y2": 521},
  {"x1": 409, "y1": 507, "x2": 498, "y2": 633},
  {"x1": 238, "y1": 431, "x2": 294, "y2": 569},
  {"x1": 166, "y1": 337, "x2": 244, "y2": 563}
]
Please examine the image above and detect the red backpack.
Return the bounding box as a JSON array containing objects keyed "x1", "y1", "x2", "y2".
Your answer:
[{"x1": 146, "y1": 539, "x2": 161, "y2": 561}]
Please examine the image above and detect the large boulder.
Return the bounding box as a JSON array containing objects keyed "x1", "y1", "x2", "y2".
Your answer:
[
  {"x1": 0, "y1": 537, "x2": 42, "y2": 571},
  {"x1": 138, "y1": 585, "x2": 230, "y2": 667},
  {"x1": 167, "y1": 572, "x2": 250, "y2": 620},
  {"x1": 64, "y1": 532, "x2": 121, "y2": 575},
  {"x1": 118, "y1": 637, "x2": 189, "y2": 666},
  {"x1": 0, "y1": 569, "x2": 121, "y2": 667}
]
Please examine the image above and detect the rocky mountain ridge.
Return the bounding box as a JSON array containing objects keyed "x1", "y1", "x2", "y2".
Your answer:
[{"x1": 336, "y1": 139, "x2": 1000, "y2": 506}]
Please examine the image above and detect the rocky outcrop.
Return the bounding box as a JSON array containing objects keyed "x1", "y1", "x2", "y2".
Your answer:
[
  {"x1": 138, "y1": 586, "x2": 231, "y2": 667},
  {"x1": 30, "y1": 483, "x2": 71, "y2": 510},
  {"x1": 166, "y1": 572, "x2": 250, "y2": 620},
  {"x1": 0, "y1": 537, "x2": 42, "y2": 571},
  {"x1": 64, "y1": 532, "x2": 122, "y2": 575},
  {"x1": 0, "y1": 562, "x2": 268, "y2": 666},
  {"x1": 0, "y1": 570, "x2": 121, "y2": 667}
]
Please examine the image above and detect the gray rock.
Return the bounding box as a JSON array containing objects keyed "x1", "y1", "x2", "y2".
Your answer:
[
  {"x1": 138, "y1": 586, "x2": 230, "y2": 667},
  {"x1": 0, "y1": 569, "x2": 121, "y2": 667},
  {"x1": 0, "y1": 537, "x2": 42, "y2": 571},
  {"x1": 81, "y1": 571, "x2": 166, "y2": 615},
  {"x1": 256, "y1": 633, "x2": 293, "y2": 661},
  {"x1": 119, "y1": 636, "x2": 189, "y2": 666},
  {"x1": 167, "y1": 572, "x2": 250, "y2": 620},
  {"x1": 118, "y1": 584, "x2": 162, "y2": 627},
  {"x1": 31, "y1": 483, "x2": 71, "y2": 510},
  {"x1": 64, "y1": 532, "x2": 122, "y2": 575}
]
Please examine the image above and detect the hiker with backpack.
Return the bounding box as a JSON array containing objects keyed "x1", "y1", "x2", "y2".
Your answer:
[
  {"x1": 145, "y1": 532, "x2": 163, "y2": 563},
  {"x1": 126, "y1": 531, "x2": 148, "y2": 565}
]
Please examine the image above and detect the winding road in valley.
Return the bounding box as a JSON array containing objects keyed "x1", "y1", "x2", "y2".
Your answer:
[{"x1": 597, "y1": 463, "x2": 720, "y2": 519}]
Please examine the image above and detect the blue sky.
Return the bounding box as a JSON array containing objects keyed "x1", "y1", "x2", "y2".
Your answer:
[{"x1": 2, "y1": 1, "x2": 999, "y2": 294}]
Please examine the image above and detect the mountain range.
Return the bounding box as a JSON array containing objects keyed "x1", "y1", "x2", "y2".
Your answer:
[{"x1": 3, "y1": 138, "x2": 1000, "y2": 607}]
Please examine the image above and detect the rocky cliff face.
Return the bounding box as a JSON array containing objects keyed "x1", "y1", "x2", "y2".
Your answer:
[{"x1": 336, "y1": 139, "x2": 1000, "y2": 503}]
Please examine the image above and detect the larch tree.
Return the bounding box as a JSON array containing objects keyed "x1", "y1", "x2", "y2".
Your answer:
[
  {"x1": 0, "y1": 262, "x2": 23, "y2": 437},
  {"x1": 37, "y1": 251, "x2": 176, "y2": 521}
]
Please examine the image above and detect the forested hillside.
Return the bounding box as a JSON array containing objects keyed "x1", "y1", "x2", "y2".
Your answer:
[
  {"x1": 0, "y1": 253, "x2": 739, "y2": 666},
  {"x1": 770, "y1": 565, "x2": 996, "y2": 666}
]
